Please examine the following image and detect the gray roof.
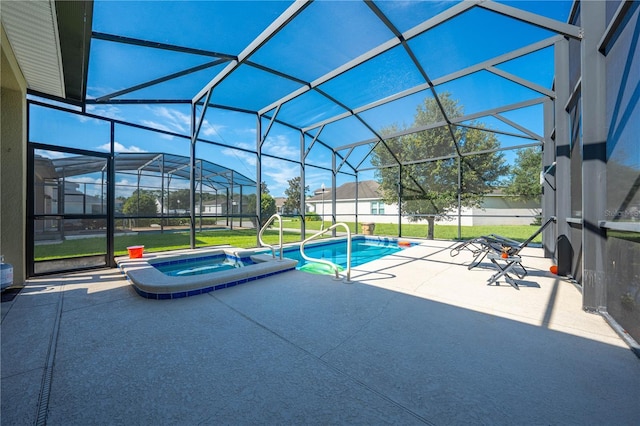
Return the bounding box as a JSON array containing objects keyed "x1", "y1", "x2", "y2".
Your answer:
[{"x1": 308, "y1": 180, "x2": 380, "y2": 202}]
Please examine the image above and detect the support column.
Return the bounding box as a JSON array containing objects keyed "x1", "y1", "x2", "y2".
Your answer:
[
  {"x1": 189, "y1": 103, "x2": 197, "y2": 249},
  {"x1": 299, "y1": 131, "x2": 306, "y2": 239},
  {"x1": 397, "y1": 164, "x2": 402, "y2": 237},
  {"x1": 580, "y1": 1, "x2": 607, "y2": 312},
  {"x1": 354, "y1": 174, "x2": 359, "y2": 233},
  {"x1": 256, "y1": 114, "x2": 262, "y2": 245},
  {"x1": 107, "y1": 123, "x2": 115, "y2": 266},
  {"x1": 542, "y1": 99, "x2": 556, "y2": 258},
  {"x1": 331, "y1": 152, "x2": 337, "y2": 238},
  {"x1": 554, "y1": 37, "x2": 573, "y2": 276}
]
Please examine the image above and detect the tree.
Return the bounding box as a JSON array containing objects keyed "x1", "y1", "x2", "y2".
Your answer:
[
  {"x1": 167, "y1": 188, "x2": 190, "y2": 212},
  {"x1": 260, "y1": 181, "x2": 270, "y2": 195},
  {"x1": 371, "y1": 93, "x2": 508, "y2": 239},
  {"x1": 260, "y1": 194, "x2": 277, "y2": 224},
  {"x1": 504, "y1": 147, "x2": 542, "y2": 201},
  {"x1": 283, "y1": 176, "x2": 309, "y2": 215},
  {"x1": 122, "y1": 190, "x2": 158, "y2": 216},
  {"x1": 244, "y1": 182, "x2": 277, "y2": 227}
]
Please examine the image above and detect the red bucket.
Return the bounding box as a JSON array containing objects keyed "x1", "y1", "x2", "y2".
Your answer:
[{"x1": 127, "y1": 245, "x2": 144, "y2": 259}]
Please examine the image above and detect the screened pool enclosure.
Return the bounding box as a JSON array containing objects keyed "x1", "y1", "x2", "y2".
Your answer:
[{"x1": 1, "y1": 1, "x2": 638, "y2": 344}]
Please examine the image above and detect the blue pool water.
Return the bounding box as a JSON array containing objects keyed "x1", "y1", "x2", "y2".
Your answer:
[
  {"x1": 151, "y1": 238, "x2": 414, "y2": 277},
  {"x1": 281, "y1": 237, "x2": 412, "y2": 269},
  {"x1": 153, "y1": 253, "x2": 255, "y2": 277}
]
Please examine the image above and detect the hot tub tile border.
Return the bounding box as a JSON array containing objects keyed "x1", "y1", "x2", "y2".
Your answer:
[{"x1": 132, "y1": 267, "x2": 295, "y2": 300}]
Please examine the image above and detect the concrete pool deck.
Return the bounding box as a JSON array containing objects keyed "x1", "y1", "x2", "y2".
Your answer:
[{"x1": 2, "y1": 240, "x2": 639, "y2": 424}]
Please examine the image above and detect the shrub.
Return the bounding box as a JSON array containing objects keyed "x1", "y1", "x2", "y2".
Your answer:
[{"x1": 305, "y1": 212, "x2": 321, "y2": 221}]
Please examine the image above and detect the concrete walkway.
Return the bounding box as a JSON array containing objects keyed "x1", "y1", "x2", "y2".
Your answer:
[{"x1": 2, "y1": 240, "x2": 639, "y2": 425}]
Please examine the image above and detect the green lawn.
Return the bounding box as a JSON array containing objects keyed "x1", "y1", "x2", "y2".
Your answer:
[
  {"x1": 35, "y1": 222, "x2": 543, "y2": 261},
  {"x1": 298, "y1": 220, "x2": 543, "y2": 242},
  {"x1": 35, "y1": 229, "x2": 302, "y2": 260}
]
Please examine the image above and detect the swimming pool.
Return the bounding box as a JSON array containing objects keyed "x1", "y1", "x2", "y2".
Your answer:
[
  {"x1": 117, "y1": 237, "x2": 416, "y2": 299},
  {"x1": 279, "y1": 236, "x2": 415, "y2": 273}
]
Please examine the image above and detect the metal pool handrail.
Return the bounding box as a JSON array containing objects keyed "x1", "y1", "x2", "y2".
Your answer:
[
  {"x1": 300, "y1": 223, "x2": 351, "y2": 282},
  {"x1": 258, "y1": 213, "x2": 283, "y2": 260}
]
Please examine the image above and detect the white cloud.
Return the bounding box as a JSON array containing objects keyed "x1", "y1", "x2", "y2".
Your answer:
[
  {"x1": 139, "y1": 119, "x2": 176, "y2": 134},
  {"x1": 67, "y1": 176, "x2": 103, "y2": 185},
  {"x1": 200, "y1": 119, "x2": 225, "y2": 137},
  {"x1": 263, "y1": 163, "x2": 300, "y2": 195},
  {"x1": 85, "y1": 104, "x2": 124, "y2": 121},
  {"x1": 264, "y1": 135, "x2": 299, "y2": 159},
  {"x1": 96, "y1": 141, "x2": 146, "y2": 153},
  {"x1": 221, "y1": 147, "x2": 257, "y2": 166}
]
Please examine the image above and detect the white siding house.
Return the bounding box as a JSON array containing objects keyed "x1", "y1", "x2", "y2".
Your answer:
[{"x1": 306, "y1": 181, "x2": 540, "y2": 226}]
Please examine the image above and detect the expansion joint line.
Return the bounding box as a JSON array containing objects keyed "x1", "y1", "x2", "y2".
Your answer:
[{"x1": 35, "y1": 287, "x2": 65, "y2": 426}]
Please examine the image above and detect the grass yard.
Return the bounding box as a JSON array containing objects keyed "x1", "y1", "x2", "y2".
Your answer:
[
  {"x1": 35, "y1": 229, "x2": 302, "y2": 260},
  {"x1": 298, "y1": 220, "x2": 543, "y2": 242},
  {"x1": 34, "y1": 222, "x2": 544, "y2": 261}
]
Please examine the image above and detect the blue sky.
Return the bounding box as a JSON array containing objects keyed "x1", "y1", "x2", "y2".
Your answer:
[{"x1": 31, "y1": 0, "x2": 572, "y2": 197}]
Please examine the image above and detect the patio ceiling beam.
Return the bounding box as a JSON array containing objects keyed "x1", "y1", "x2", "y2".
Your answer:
[
  {"x1": 334, "y1": 96, "x2": 547, "y2": 152},
  {"x1": 431, "y1": 35, "x2": 561, "y2": 87},
  {"x1": 455, "y1": 122, "x2": 539, "y2": 141},
  {"x1": 307, "y1": 85, "x2": 393, "y2": 169},
  {"x1": 257, "y1": 37, "x2": 401, "y2": 116},
  {"x1": 86, "y1": 99, "x2": 191, "y2": 104},
  {"x1": 392, "y1": 32, "x2": 464, "y2": 159},
  {"x1": 477, "y1": 1, "x2": 583, "y2": 40},
  {"x1": 456, "y1": 96, "x2": 547, "y2": 123},
  {"x1": 490, "y1": 114, "x2": 543, "y2": 142},
  {"x1": 485, "y1": 66, "x2": 556, "y2": 99},
  {"x1": 461, "y1": 141, "x2": 542, "y2": 158},
  {"x1": 193, "y1": 0, "x2": 311, "y2": 103},
  {"x1": 259, "y1": 104, "x2": 281, "y2": 149},
  {"x1": 260, "y1": 0, "x2": 478, "y2": 124},
  {"x1": 303, "y1": 125, "x2": 324, "y2": 160},
  {"x1": 95, "y1": 59, "x2": 229, "y2": 102},
  {"x1": 194, "y1": 89, "x2": 213, "y2": 141},
  {"x1": 92, "y1": 32, "x2": 237, "y2": 59},
  {"x1": 360, "y1": 137, "x2": 541, "y2": 173},
  {"x1": 302, "y1": 35, "x2": 560, "y2": 134},
  {"x1": 402, "y1": 0, "x2": 481, "y2": 38},
  {"x1": 335, "y1": 147, "x2": 354, "y2": 173},
  {"x1": 355, "y1": 142, "x2": 379, "y2": 171},
  {"x1": 167, "y1": 163, "x2": 190, "y2": 175},
  {"x1": 245, "y1": 61, "x2": 308, "y2": 86},
  {"x1": 200, "y1": 102, "x2": 335, "y2": 155},
  {"x1": 137, "y1": 153, "x2": 164, "y2": 172}
]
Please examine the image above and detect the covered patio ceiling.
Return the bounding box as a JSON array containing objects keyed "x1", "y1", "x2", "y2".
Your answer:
[
  {"x1": 6, "y1": 0, "x2": 579, "y2": 171},
  {"x1": 86, "y1": 1, "x2": 579, "y2": 167}
]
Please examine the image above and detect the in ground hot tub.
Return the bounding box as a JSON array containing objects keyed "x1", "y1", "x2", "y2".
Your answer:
[{"x1": 117, "y1": 248, "x2": 297, "y2": 300}]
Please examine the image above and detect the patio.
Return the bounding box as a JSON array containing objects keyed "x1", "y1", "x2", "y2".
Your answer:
[{"x1": 2, "y1": 240, "x2": 639, "y2": 425}]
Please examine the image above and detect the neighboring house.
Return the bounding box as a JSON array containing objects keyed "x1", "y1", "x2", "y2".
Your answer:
[
  {"x1": 306, "y1": 180, "x2": 398, "y2": 224},
  {"x1": 274, "y1": 197, "x2": 287, "y2": 214},
  {"x1": 199, "y1": 201, "x2": 224, "y2": 215},
  {"x1": 306, "y1": 180, "x2": 540, "y2": 226}
]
